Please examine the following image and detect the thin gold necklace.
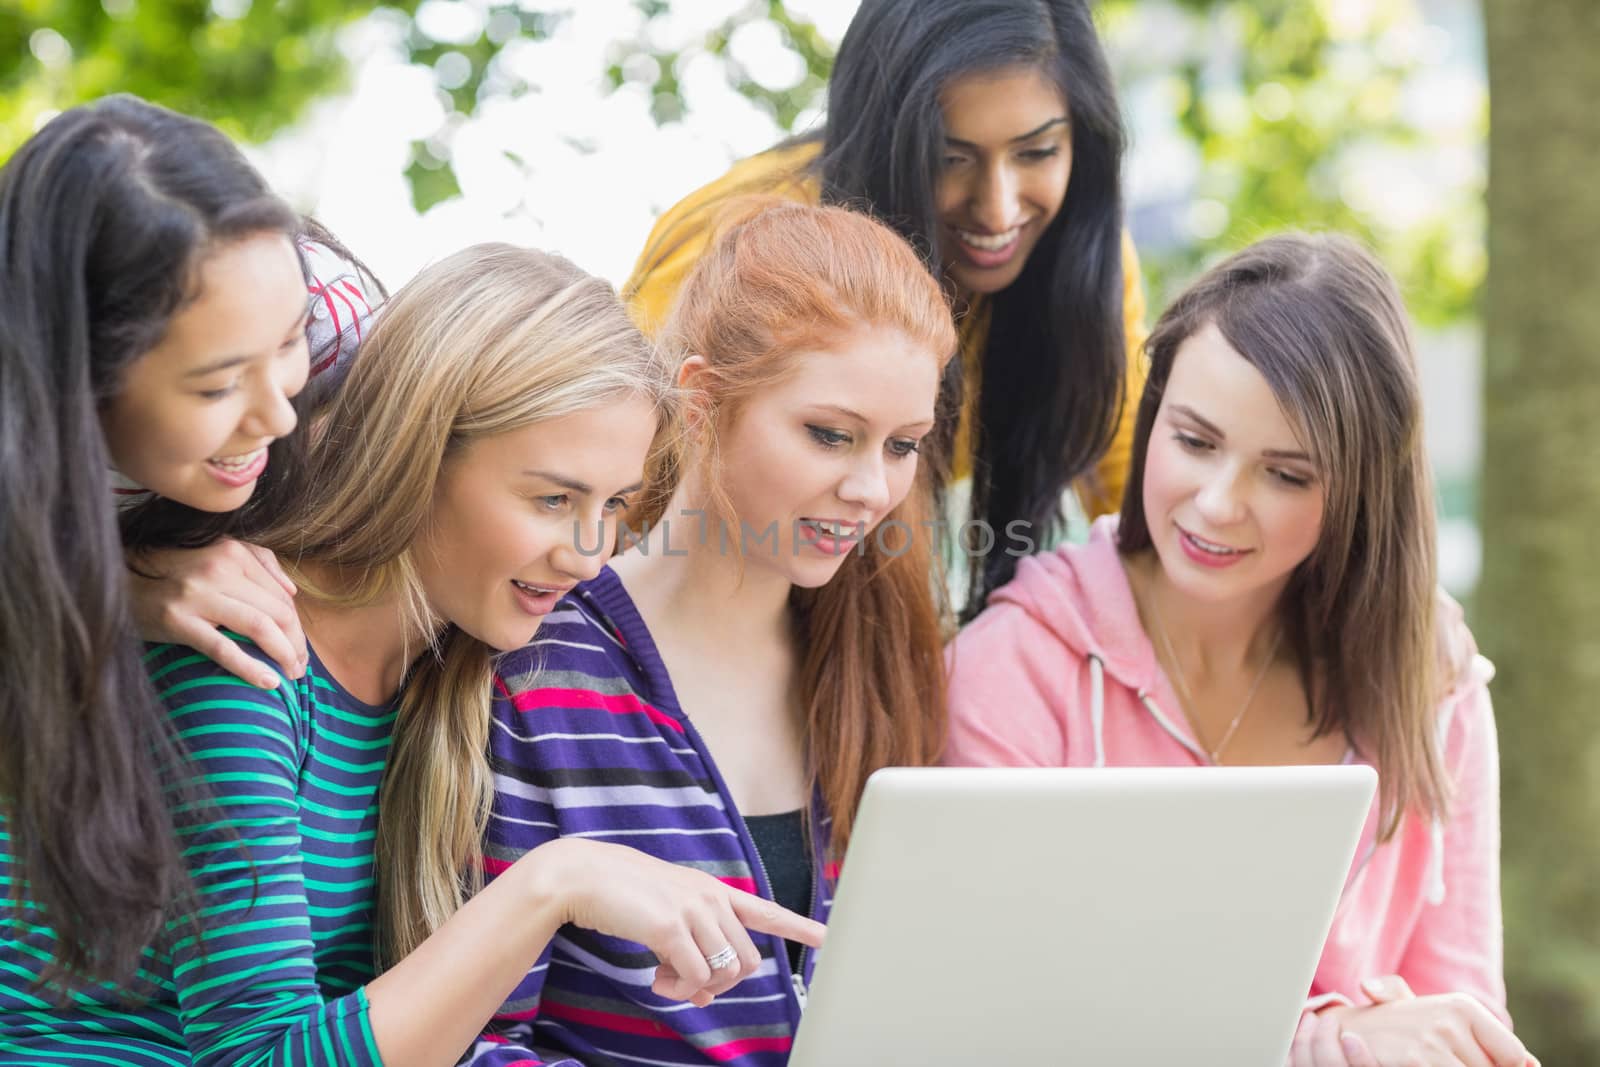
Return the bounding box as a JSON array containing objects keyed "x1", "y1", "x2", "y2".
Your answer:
[{"x1": 1146, "y1": 588, "x2": 1283, "y2": 765}]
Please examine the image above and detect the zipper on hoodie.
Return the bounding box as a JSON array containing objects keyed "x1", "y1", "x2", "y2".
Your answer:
[
  {"x1": 790, "y1": 835, "x2": 818, "y2": 1015},
  {"x1": 600, "y1": 569, "x2": 815, "y2": 1025},
  {"x1": 676, "y1": 714, "x2": 810, "y2": 1025},
  {"x1": 728, "y1": 789, "x2": 813, "y2": 1019}
]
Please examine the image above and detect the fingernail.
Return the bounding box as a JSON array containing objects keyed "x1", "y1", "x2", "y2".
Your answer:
[
  {"x1": 1361, "y1": 977, "x2": 1385, "y2": 997},
  {"x1": 1341, "y1": 1033, "x2": 1364, "y2": 1055},
  {"x1": 258, "y1": 672, "x2": 279, "y2": 689}
]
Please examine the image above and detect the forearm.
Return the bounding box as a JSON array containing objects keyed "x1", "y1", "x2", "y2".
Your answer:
[{"x1": 366, "y1": 842, "x2": 570, "y2": 1067}]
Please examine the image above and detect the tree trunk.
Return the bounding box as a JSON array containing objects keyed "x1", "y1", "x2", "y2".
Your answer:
[{"x1": 1479, "y1": 0, "x2": 1600, "y2": 1059}]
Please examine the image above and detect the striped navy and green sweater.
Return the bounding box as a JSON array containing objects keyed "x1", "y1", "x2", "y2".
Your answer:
[{"x1": 0, "y1": 642, "x2": 395, "y2": 1066}]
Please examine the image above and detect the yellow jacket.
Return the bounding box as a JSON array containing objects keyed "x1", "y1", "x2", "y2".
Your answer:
[{"x1": 623, "y1": 140, "x2": 1149, "y2": 518}]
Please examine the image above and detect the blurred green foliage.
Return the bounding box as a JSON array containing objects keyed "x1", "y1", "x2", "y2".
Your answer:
[
  {"x1": 1101, "y1": 0, "x2": 1486, "y2": 326},
  {"x1": 601, "y1": 0, "x2": 1488, "y2": 324},
  {"x1": 0, "y1": 0, "x2": 404, "y2": 152},
  {"x1": 1, "y1": 1, "x2": 1484, "y2": 323},
  {"x1": 604, "y1": 0, "x2": 832, "y2": 129}
]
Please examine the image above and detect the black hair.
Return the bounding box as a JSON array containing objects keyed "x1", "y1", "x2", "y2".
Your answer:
[
  {"x1": 0, "y1": 94, "x2": 301, "y2": 994},
  {"x1": 119, "y1": 217, "x2": 386, "y2": 554},
  {"x1": 816, "y1": 0, "x2": 1128, "y2": 614}
]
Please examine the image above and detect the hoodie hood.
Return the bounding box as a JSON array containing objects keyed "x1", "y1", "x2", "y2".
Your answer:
[
  {"x1": 981, "y1": 515, "x2": 1213, "y2": 767},
  {"x1": 991, "y1": 515, "x2": 1165, "y2": 697},
  {"x1": 994, "y1": 515, "x2": 1487, "y2": 715}
]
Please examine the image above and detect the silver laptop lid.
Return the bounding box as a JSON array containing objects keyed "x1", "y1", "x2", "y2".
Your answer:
[{"x1": 789, "y1": 765, "x2": 1375, "y2": 1067}]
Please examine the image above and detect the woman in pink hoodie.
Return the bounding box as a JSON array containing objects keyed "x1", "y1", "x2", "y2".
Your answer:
[{"x1": 945, "y1": 233, "x2": 1535, "y2": 1067}]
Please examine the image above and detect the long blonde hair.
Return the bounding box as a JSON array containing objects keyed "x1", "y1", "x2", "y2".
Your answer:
[{"x1": 259, "y1": 243, "x2": 675, "y2": 966}]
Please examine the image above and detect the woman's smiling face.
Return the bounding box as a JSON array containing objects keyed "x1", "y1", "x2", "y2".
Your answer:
[
  {"x1": 934, "y1": 63, "x2": 1073, "y2": 298},
  {"x1": 1142, "y1": 321, "x2": 1327, "y2": 608},
  {"x1": 411, "y1": 394, "x2": 659, "y2": 652},
  {"x1": 705, "y1": 322, "x2": 941, "y2": 588},
  {"x1": 99, "y1": 232, "x2": 309, "y2": 511}
]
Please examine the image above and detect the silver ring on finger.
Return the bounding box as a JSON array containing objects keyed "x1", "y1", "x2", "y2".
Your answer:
[{"x1": 704, "y1": 945, "x2": 738, "y2": 971}]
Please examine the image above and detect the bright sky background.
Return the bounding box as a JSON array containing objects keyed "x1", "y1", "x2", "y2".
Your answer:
[{"x1": 250, "y1": 0, "x2": 862, "y2": 289}]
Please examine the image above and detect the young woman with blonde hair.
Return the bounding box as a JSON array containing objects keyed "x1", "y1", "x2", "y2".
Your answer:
[
  {"x1": 463, "y1": 201, "x2": 955, "y2": 1066},
  {"x1": 945, "y1": 233, "x2": 1535, "y2": 1067},
  {"x1": 1, "y1": 242, "x2": 821, "y2": 1066}
]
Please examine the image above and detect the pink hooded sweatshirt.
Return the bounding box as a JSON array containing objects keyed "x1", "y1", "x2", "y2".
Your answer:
[{"x1": 945, "y1": 517, "x2": 1508, "y2": 1022}]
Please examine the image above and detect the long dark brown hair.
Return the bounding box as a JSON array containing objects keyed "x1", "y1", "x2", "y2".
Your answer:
[
  {"x1": 817, "y1": 0, "x2": 1128, "y2": 615},
  {"x1": 1118, "y1": 232, "x2": 1448, "y2": 838},
  {"x1": 0, "y1": 95, "x2": 300, "y2": 993},
  {"x1": 655, "y1": 201, "x2": 957, "y2": 859}
]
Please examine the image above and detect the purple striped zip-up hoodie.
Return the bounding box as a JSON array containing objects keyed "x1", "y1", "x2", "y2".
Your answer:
[{"x1": 462, "y1": 566, "x2": 835, "y2": 1067}]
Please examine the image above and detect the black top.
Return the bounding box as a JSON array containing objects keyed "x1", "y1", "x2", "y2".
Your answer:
[{"x1": 744, "y1": 809, "x2": 812, "y2": 972}]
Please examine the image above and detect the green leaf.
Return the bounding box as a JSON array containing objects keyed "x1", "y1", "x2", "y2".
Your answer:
[{"x1": 404, "y1": 150, "x2": 461, "y2": 212}]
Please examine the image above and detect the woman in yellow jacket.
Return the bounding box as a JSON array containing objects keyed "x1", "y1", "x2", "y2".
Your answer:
[{"x1": 627, "y1": 0, "x2": 1147, "y2": 616}]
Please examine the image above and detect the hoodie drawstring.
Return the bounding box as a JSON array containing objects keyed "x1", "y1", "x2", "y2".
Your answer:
[{"x1": 1088, "y1": 655, "x2": 1107, "y2": 768}]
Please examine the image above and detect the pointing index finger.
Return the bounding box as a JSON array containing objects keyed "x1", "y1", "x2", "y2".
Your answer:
[{"x1": 728, "y1": 893, "x2": 826, "y2": 949}]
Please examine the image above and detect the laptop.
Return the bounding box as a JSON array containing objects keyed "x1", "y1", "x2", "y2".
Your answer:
[{"x1": 788, "y1": 765, "x2": 1376, "y2": 1066}]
